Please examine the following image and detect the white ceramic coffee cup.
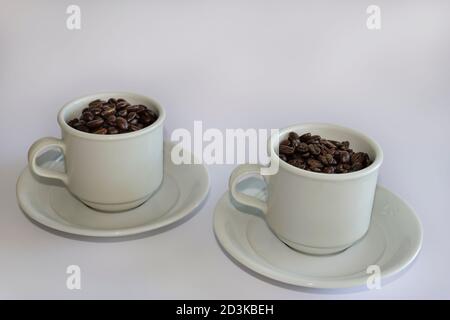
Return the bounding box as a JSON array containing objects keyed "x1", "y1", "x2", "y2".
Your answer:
[
  {"x1": 28, "y1": 92, "x2": 165, "y2": 212},
  {"x1": 229, "y1": 123, "x2": 383, "y2": 255}
]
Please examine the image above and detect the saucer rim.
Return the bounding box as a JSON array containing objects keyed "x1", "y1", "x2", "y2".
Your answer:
[
  {"x1": 213, "y1": 185, "x2": 423, "y2": 289},
  {"x1": 16, "y1": 142, "x2": 210, "y2": 237}
]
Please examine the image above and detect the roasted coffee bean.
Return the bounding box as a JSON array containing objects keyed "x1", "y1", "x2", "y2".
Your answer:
[
  {"x1": 107, "y1": 126, "x2": 119, "y2": 134},
  {"x1": 318, "y1": 154, "x2": 335, "y2": 166},
  {"x1": 93, "y1": 127, "x2": 108, "y2": 134},
  {"x1": 116, "y1": 117, "x2": 128, "y2": 131},
  {"x1": 129, "y1": 124, "x2": 141, "y2": 132},
  {"x1": 67, "y1": 119, "x2": 79, "y2": 127},
  {"x1": 288, "y1": 132, "x2": 299, "y2": 141},
  {"x1": 336, "y1": 163, "x2": 349, "y2": 173},
  {"x1": 279, "y1": 145, "x2": 295, "y2": 155},
  {"x1": 364, "y1": 153, "x2": 371, "y2": 165},
  {"x1": 72, "y1": 120, "x2": 86, "y2": 130},
  {"x1": 299, "y1": 133, "x2": 311, "y2": 142},
  {"x1": 127, "y1": 112, "x2": 137, "y2": 122},
  {"x1": 90, "y1": 107, "x2": 102, "y2": 115},
  {"x1": 333, "y1": 142, "x2": 342, "y2": 148},
  {"x1": 278, "y1": 131, "x2": 371, "y2": 173},
  {"x1": 318, "y1": 155, "x2": 327, "y2": 165},
  {"x1": 320, "y1": 146, "x2": 335, "y2": 157},
  {"x1": 117, "y1": 109, "x2": 128, "y2": 117},
  {"x1": 140, "y1": 111, "x2": 155, "y2": 124},
  {"x1": 106, "y1": 115, "x2": 117, "y2": 126},
  {"x1": 300, "y1": 152, "x2": 310, "y2": 158},
  {"x1": 307, "y1": 159, "x2": 323, "y2": 169},
  {"x1": 116, "y1": 101, "x2": 129, "y2": 110},
  {"x1": 340, "y1": 151, "x2": 350, "y2": 163},
  {"x1": 340, "y1": 141, "x2": 350, "y2": 150},
  {"x1": 296, "y1": 142, "x2": 309, "y2": 153},
  {"x1": 351, "y1": 152, "x2": 365, "y2": 165},
  {"x1": 126, "y1": 105, "x2": 141, "y2": 113},
  {"x1": 326, "y1": 153, "x2": 337, "y2": 165},
  {"x1": 135, "y1": 105, "x2": 147, "y2": 113},
  {"x1": 288, "y1": 159, "x2": 305, "y2": 169},
  {"x1": 306, "y1": 135, "x2": 321, "y2": 144},
  {"x1": 87, "y1": 118, "x2": 104, "y2": 128},
  {"x1": 101, "y1": 107, "x2": 115, "y2": 117},
  {"x1": 74, "y1": 119, "x2": 86, "y2": 126},
  {"x1": 288, "y1": 138, "x2": 298, "y2": 147},
  {"x1": 323, "y1": 166, "x2": 335, "y2": 174},
  {"x1": 88, "y1": 99, "x2": 103, "y2": 108},
  {"x1": 77, "y1": 125, "x2": 89, "y2": 132},
  {"x1": 81, "y1": 111, "x2": 94, "y2": 122},
  {"x1": 308, "y1": 144, "x2": 321, "y2": 155},
  {"x1": 321, "y1": 139, "x2": 336, "y2": 149},
  {"x1": 67, "y1": 97, "x2": 158, "y2": 134}
]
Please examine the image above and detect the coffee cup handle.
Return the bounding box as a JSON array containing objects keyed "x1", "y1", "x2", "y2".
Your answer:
[
  {"x1": 28, "y1": 137, "x2": 69, "y2": 185},
  {"x1": 229, "y1": 164, "x2": 268, "y2": 215}
]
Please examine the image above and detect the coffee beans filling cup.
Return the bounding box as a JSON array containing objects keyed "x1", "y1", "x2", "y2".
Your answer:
[
  {"x1": 28, "y1": 93, "x2": 165, "y2": 212},
  {"x1": 67, "y1": 98, "x2": 158, "y2": 134},
  {"x1": 229, "y1": 123, "x2": 383, "y2": 255},
  {"x1": 278, "y1": 132, "x2": 372, "y2": 173}
]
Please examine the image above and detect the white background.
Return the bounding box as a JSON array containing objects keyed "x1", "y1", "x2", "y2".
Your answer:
[{"x1": 1, "y1": 0, "x2": 449, "y2": 299}]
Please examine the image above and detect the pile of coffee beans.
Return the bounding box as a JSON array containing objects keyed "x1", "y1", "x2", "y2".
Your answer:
[
  {"x1": 279, "y1": 132, "x2": 371, "y2": 173},
  {"x1": 67, "y1": 98, "x2": 158, "y2": 134}
]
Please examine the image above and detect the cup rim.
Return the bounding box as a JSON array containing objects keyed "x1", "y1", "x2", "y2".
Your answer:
[
  {"x1": 269, "y1": 123, "x2": 383, "y2": 181},
  {"x1": 57, "y1": 92, "x2": 165, "y2": 140}
]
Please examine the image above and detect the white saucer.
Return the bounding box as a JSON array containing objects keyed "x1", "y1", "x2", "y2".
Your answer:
[
  {"x1": 214, "y1": 178, "x2": 423, "y2": 289},
  {"x1": 17, "y1": 142, "x2": 209, "y2": 237}
]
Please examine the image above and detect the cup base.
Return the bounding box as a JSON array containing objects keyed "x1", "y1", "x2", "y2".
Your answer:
[
  {"x1": 81, "y1": 193, "x2": 153, "y2": 213},
  {"x1": 278, "y1": 236, "x2": 354, "y2": 256}
]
